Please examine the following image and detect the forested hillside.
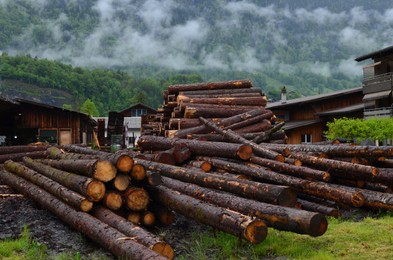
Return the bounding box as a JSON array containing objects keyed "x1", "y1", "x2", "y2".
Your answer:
[{"x1": 1, "y1": 0, "x2": 393, "y2": 114}]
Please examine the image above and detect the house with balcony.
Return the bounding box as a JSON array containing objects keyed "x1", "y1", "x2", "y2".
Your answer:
[{"x1": 355, "y1": 45, "x2": 393, "y2": 119}]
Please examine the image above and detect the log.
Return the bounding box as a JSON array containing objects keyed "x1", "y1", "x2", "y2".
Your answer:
[
  {"x1": 249, "y1": 156, "x2": 331, "y2": 182},
  {"x1": 39, "y1": 158, "x2": 116, "y2": 183},
  {"x1": 0, "y1": 150, "x2": 48, "y2": 163},
  {"x1": 233, "y1": 119, "x2": 272, "y2": 134},
  {"x1": 223, "y1": 111, "x2": 274, "y2": 131},
  {"x1": 110, "y1": 173, "x2": 130, "y2": 192},
  {"x1": 184, "y1": 105, "x2": 261, "y2": 118},
  {"x1": 177, "y1": 92, "x2": 263, "y2": 103},
  {"x1": 297, "y1": 199, "x2": 340, "y2": 218},
  {"x1": 22, "y1": 157, "x2": 106, "y2": 202},
  {"x1": 169, "y1": 118, "x2": 203, "y2": 129},
  {"x1": 138, "y1": 135, "x2": 252, "y2": 161},
  {"x1": 178, "y1": 87, "x2": 262, "y2": 96},
  {"x1": 127, "y1": 211, "x2": 142, "y2": 224},
  {"x1": 148, "y1": 184, "x2": 267, "y2": 244},
  {"x1": 180, "y1": 96, "x2": 267, "y2": 106},
  {"x1": 142, "y1": 152, "x2": 176, "y2": 165},
  {"x1": 148, "y1": 202, "x2": 175, "y2": 225},
  {"x1": 131, "y1": 163, "x2": 147, "y2": 181},
  {"x1": 187, "y1": 160, "x2": 212, "y2": 172},
  {"x1": 102, "y1": 190, "x2": 123, "y2": 211},
  {"x1": 252, "y1": 122, "x2": 285, "y2": 144},
  {"x1": 289, "y1": 152, "x2": 379, "y2": 180},
  {"x1": 3, "y1": 160, "x2": 93, "y2": 212},
  {"x1": 124, "y1": 187, "x2": 150, "y2": 211},
  {"x1": 141, "y1": 210, "x2": 156, "y2": 226},
  {"x1": 162, "y1": 177, "x2": 327, "y2": 236},
  {"x1": 199, "y1": 157, "x2": 365, "y2": 207},
  {"x1": 167, "y1": 79, "x2": 253, "y2": 94},
  {"x1": 174, "y1": 108, "x2": 267, "y2": 138},
  {"x1": 0, "y1": 170, "x2": 165, "y2": 259},
  {"x1": 92, "y1": 206, "x2": 174, "y2": 259},
  {"x1": 133, "y1": 158, "x2": 297, "y2": 207},
  {"x1": 145, "y1": 171, "x2": 162, "y2": 186},
  {"x1": 199, "y1": 117, "x2": 284, "y2": 162},
  {"x1": 0, "y1": 144, "x2": 49, "y2": 155}
]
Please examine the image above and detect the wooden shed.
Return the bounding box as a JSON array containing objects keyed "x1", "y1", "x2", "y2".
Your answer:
[
  {"x1": 0, "y1": 97, "x2": 96, "y2": 146},
  {"x1": 267, "y1": 87, "x2": 364, "y2": 144}
]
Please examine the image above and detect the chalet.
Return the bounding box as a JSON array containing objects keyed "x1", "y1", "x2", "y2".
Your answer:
[
  {"x1": 94, "y1": 103, "x2": 157, "y2": 148},
  {"x1": 355, "y1": 45, "x2": 393, "y2": 119},
  {"x1": 0, "y1": 97, "x2": 96, "y2": 146},
  {"x1": 266, "y1": 87, "x2": 364, "y2": 144}
]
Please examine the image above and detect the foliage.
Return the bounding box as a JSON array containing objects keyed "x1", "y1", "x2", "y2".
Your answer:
[
  {"x1": 0, "y1": 225, "x2": 47, "y2": 259},
  {"x1": 325, "y1": 117, "x2": 393, "y2": 143},
  {"x1": 178, "y1": 213, "x2": 393, "y2": 259},
  {"x1": 80, "y1": 98, "x2": 99, "y2": 116}
]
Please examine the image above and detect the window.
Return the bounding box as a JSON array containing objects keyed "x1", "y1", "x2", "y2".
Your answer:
[
  {"x1": 39, "y1": 129, "x2": 58, "y2": 144},
  {"x1": 301, "y1": 134, "x2": 312, "y2": 144},
  {"x1": 131, "y1": 108, "x2": 147, "y2": 117}
]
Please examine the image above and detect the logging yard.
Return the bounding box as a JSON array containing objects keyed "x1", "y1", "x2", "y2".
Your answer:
[{"x1": 2, "y1": 80, "x2": 393, "y2": 259}]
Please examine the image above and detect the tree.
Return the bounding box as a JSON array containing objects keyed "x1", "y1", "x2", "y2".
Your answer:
[{"x1": 80, "y1": 98, "x2": 99, "y2": 116}]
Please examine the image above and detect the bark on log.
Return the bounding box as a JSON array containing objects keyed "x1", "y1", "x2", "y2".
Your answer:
[
  {"x1": 148, "y1": 184, "x2": 267, "y2": 244},
  {"x1": 162, "y1": 177, "x2": 327, "y2": 236},
  {"x1": 22, "y1": 157, "x2": 105, "y2": 202},
  {"x1": 138, "y1": 135, "x2": 252, "y2": 161},
  {"x1": 3, "y1": 160, "x2": 93, "y2": 212},
  {"x1": 180, "y1": 96, "x2": 267, "y2": 106},
  {"x1": 0, "y1": 150, "x2": 48, "y2": 163},
  {"x1": 249, "y1": 156, "x2": 331, "y2": 182},
  {"x1": 199, "y1": 157, "x2": 365, "y2": 207},
  {"x1": 184, "y1": 105, "x2": 261, "y2": 118},
  {"x1": 0, "y1": 170, "x2": 166, "y2": 259},
  {"x1": 223, "y1": 111, "x2": 274, "y2": 131},
  {"x1": 177, "y1": 92, "x2": 263, "y2": 103},
  {"x1": 297, "y1": 199, "x2": 340, "y2": 218},
  {"x1": 174, "y1": 108, "x2": 267, "y2": 138},
  {"x1": 39, "y1": 158, "x2": 116, "y2": 183},
  {"x1": 167, "y1": 79, "x2": 253, "y2": 95},
  {"x1": 133, "y1": 158, "x2": 297, "y2": 207},
  {"x1": 169, "y1": 118, "x2": 204, "y2": 129},
  {"x1": 252, "y1": 122, "x2": 285, "y2": 144},
  {"x1": 0, "y1": 145, "x2": 49, "y2": 155},
  {"x1": 289, "y1": 152, "x2": 379, "y2": 180},
  {"x1": 178, "y1": 87, "x2": 262, "y2": 96},
  {"x1": 233, "y1": 119, "x2": 272, "y2": 134},
  {"x1": 199, "y1": 117, "x2": 284, "y2": 162},
  {"x1": 92, "y1": 206, "x2": 174, "y2": 259}
]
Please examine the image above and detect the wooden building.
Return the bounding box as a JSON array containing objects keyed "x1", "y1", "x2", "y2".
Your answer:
[
  {"x1": 0, "y1": 97, "x2": 96, "y2": 146},
  {"x1": 266, "y1": 87, "x2": 364, "y2": 144},
  {"x1": 355, "y1": 45, "x2": 393, "y2": 119}
]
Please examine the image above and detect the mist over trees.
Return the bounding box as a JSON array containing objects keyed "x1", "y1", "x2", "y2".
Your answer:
[{"x1": 1, "y1": 0, "x2": 392, "y2": 113}]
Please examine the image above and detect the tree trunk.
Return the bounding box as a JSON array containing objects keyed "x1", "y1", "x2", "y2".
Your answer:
[
  {"x1": 102, "y1": 190, "x2": 123, "y2": 210},
  {"x1": 233, "y1": 119, "x2": 272, "y2": 134},
  {"x1": 110, "y1": 173, "x2": 130, "y2": 192},
  {"x1": 148, "y1": 184, "x2": 267, "y2": 244},
  {"x1": 39, "y1": 158, "x2": 116, "y2": 183},
  {"x1": 133, "y1": 158, "x2": 297, "y2": 207},
  {"x1": 92, "y1": 206, "x2": 174, "y2": 259},
  {"x1": 178, "y1": 86, "x2": 262, "y2": 96},
  {"x1": 4, "y1": 160, "x2": 93, "y2": 212},
  {"x1": 148, "y1": 202, "x2": 175, "y2": 226},
  {"x1": 252, "y1": 122, "x2": 285, "y2": 144},
  {"x1": 0, "y1": 170, "x2": 166, "y2": 259},
  {"x1": 0, "y1": 150, "x2": 48, "y2": 163},
  {"x1": 297, "y1": 199, "x2": 340, "y2": 218},
  {"x1": 199, "y1": 157, "x2": 365, "y2": 207},
  {"x1": 199, "y1": 117, "x2": 284, "y2": 162},
  {"x1": 223, "y1": 111, "x2": 274, "y2": 131},
  {"x1": 249, "y1": 156, "x2": 331, "y2": 182},
  {"x1": 167, "y1": 79, "x2": 253, "y2": 95},
  {"x1": 131, "y1": 164, "x2": 147, "y2": 181},
  {"x1": 141, "y1": 210, "x2": 156, "y2": 226},
  {"x1": 180, "y1": 96, "x2": 267, "y2": 106},
  {"x1": 0, "y1": 145, "x2": 49, "y2": 155},
  {"x1": 162, "y1": 176, "x2": 327, "y2": 237},
  {"x1": 138, "y1": 135, "x2": 252, "y2": 161},
  {"x1": 184, "y1": 105, "x2": 261, "y2": 118},
  {"x1": 22, "y1": 157, "x2": 106, "y2": 202}
]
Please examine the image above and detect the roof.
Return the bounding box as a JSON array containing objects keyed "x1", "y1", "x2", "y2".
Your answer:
[
  {"x1": 266, "y1": 87, "x2": 362, "y2": 109},
  {"x1": 355, "y1": 45, "x2": 393, "y2": 62},
  {"x1": 315, "y1": 103, "x2": 364, "y2": 116},
  {"x1": 119, "y1": 103, "x2": 157, "y2": 114},
  {"x1": 282, "y1": 119, "x2": 324, "y2": 130}
]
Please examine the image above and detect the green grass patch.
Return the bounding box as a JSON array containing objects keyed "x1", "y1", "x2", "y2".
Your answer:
[
  {"x1": 178, "y1": 214, "x2": 393, "y2": 260},
  {"x1": 0, "y1": 225, "x2": 47, "y2": 260}
]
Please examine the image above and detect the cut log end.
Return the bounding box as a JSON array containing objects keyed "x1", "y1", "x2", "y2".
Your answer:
[
  {"x1": 112, "y1": 174, "x2": 130, "y2": 191},
  {"x1": 243, "y1": 220, "x2": 267, "y2": 244},
  {"x1": 125, "y1": 188, "x2": 150, "y2": 211},
  {"x1": 200, "y1": 161, "x2": 212, "y2": 172},
  {"x1": 80, "y1": 199, "x2": 94, "y2": 212},
  {"x1": 308, "y1": 214, "x2": 328, "y2": 237},
  {"x1": 237, "y1": 144, "x2": 253, "y2": 160},
  {"x1": 152, "y1": 242, "x2": 175, "y2": 260},
  {"x1": 142, "y1": 211, "x2": 156, "y2": 226},
  {"x1": 131, "y1": 164, "x2": 147, "y2": 181},
  {"x1": 116, "y1": 154, "x2": 134, "y2": 173},
  {"x1": 103, "y1": 192, "x2": 123, "y2": 211},
  {"x1": 275, "y1": 154, "x2": 285, "y2": 163},
  {"x1": 323, "y1": 172, "x2": 332, "y2": 182},
  {"x1": 352, "y1": 192, "x2": 365, "y2": 207},
  {"x1": 127, "y1": 212, "x2": 141, "y2": 224},
  {"x1": 94, "y1": 160, "x2": 117, "y2": 182},
  {"x1": 86, "y1": 180, "x2": 106, "y2": 202}
]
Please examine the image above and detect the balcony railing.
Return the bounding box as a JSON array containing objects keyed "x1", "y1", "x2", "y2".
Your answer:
[
  {"x1": 363, "y1": 72, "x2": 393, "y2": 94},
  {"x1": 364, "y1": 107, "x2": 393, "y2": 119}
]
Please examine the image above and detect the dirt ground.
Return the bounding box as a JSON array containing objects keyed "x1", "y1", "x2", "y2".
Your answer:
[{"x1": 0, "y1": 182, "x2": 209, "y2": 259}]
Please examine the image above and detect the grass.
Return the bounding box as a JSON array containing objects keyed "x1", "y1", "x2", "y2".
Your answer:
[
  {"x1": 177, "y1": 212, "x2": 393, "y2": 260},
  {"x1": 3, "y1": 214, "x2": 393, "y2": 259}
]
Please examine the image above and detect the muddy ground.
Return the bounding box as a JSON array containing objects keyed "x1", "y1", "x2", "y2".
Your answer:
[{"x1": 0, "y1": 183, "x2": 208, "y2": 259}]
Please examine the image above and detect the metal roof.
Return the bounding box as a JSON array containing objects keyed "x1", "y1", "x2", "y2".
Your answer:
[
  {"x1": 355, "y1": 45, "x2": 393, "y2": 62},
  {"x1": 266, "y1": 87, "x2": 362, "y2": 109}
]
